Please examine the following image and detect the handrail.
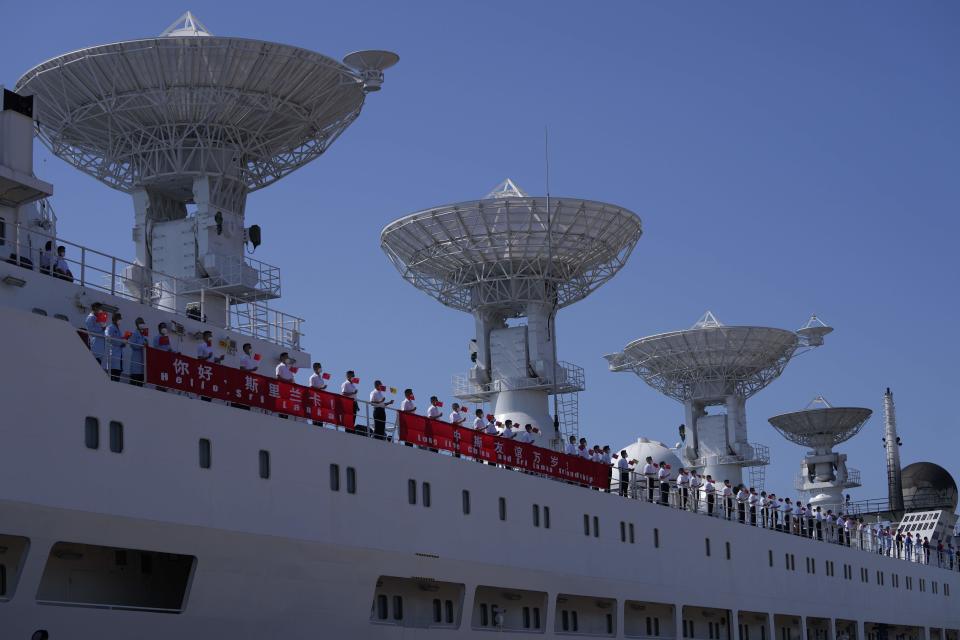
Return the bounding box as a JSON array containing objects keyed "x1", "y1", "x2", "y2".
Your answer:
[
  {"x1": 4, "y1": 221, "x2": 304, "y2": 349},
  {"x1": 80, "y1": 327, "x2": 960, "y2": 576}
]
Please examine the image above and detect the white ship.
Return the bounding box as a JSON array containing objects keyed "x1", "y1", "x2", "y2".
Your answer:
[{"x1": 2, "y1": 13, "x2": 959, "y2": 640}]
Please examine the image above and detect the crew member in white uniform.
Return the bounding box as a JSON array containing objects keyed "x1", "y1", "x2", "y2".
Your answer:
[
  {"x1": 689, "y1": 471, "x2": 702, "y2": 512},
  {"x1": 516, "y1": 424, "x2": 535, "y2": 444},
  {"x1": 308, "y1": 363, "x2": 327, "y2": 389},
  {"x1": 426, "y1": 396, "x2": 443, "y2": 421},
  {"x1": 341, "y1": 370, "x2": 359, "y2": 426},
  {"x1": 275, "y1": 353, "x2": 295, "y2": 382},
  {"x1": 657, "y1": 462, "x2": 671, "y2": 506},
  {"x1": 677, "y1": 469, "x2": 690, "y2": 510},
  {"x1": 239, "y1": 343, "x2": 258, "y2": 372},
  {"x1": 449, "y1": 403, "x2": 466, "y2": 427},
  {"x1": 499, "y1": 419, "x2": 515, "y2": 439},
  {"x1": 565, "y1": 435, "x2": 578, "y2": 456},
  {"x1": 642, "y1": 457, "x2": 657, "y2": 502},
  {"x1": 736, "y1": 485, "x2": 749, "y2": 523},
  {"x1": 197, "y1": 331, "x2": 224, "y2": 364},
  {"x1": 721, "y1": 480, "x2": 734, "y2": 520},
  {"x1": 704, "y1": 475, "x2": 716, "y2": 516},
  {"x1": 615, "y1": 450, "x2": 636, "y2": 497},
  {"x1": 748, "y1": 488, "x2": 759, "y2": 526},
  {"x1": 473, "y1": 409, "x2": 485, "y2": 430},
  {"x1": 484, "y1": 415, "x2": 499, "y2": 436},
  {"x1": 369, "y1": 380, "x2": 393, "y2": 439}
]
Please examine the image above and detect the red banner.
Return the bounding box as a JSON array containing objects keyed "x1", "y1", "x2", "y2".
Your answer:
[
  {"x1": 144, "y1": 348, "x2": 608, "y2": 488},
  {"x1": 398, "y1": 412, "x2": 610, "y2": 489},
  {"x1": 145, "y1": 348, "x2": 356, "y2": 428}
]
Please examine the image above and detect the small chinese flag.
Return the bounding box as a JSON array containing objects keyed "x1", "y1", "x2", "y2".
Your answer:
[
  {"x1": 436, "y1": 401, "x2": 444, "y2": 407},
  {"x1": 290, "y1": 367, "x2": 299, "y2": 374},
  {"x1": 96, "y1": 311, "x2": 108, "y2": 323},
  {"x1": 322, "y1": 372, "x2": 331, "y2": 380},
  {"x1": 123, "y1": 331, "x2": 132, "y2": 339},
  {"x1": 351, "y1": 377, "x2": 360, "y2": 384},
  {"x1": 253, "y1": 353, "x2": 262, "y2": 361},
  {"x1": 486, "y1": 414, "x2": 494, "y2": 421},
  {"x1": 389, "y1": 387, "x2": 397, "y2": 394}
]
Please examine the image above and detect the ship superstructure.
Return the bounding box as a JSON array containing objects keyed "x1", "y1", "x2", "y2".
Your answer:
[{"x1": 1, "y1": 14, "x2": 959, "y2": 640}]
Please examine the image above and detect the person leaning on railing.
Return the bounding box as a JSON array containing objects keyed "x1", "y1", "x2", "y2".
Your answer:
[
  {"x1": 703, "y1": 475, "x2": 716, "y2": 516},
  {"x1": 53, "y1": 245, "x2": 73, "y2": 282},
  {"x1": 657, "y1": 462, "x2": 671, "y2": 506},
  {"x1": 689, "y1": 471, "x2": 702, "y2": 513},
  {"x1": 676, "y1": 468, "x2": 690, "y2": 510}
]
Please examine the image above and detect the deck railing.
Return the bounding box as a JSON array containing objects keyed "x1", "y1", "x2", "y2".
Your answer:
[{"x1": 3, "y1": 222, "x2": 303, "y2": 349}]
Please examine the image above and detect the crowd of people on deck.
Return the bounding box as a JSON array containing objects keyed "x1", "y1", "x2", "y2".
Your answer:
[{"x1": 78, "y1": 301, "x2": 960, "y2": 572}]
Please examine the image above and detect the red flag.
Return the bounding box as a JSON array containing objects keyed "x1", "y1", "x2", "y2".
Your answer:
[
  {"x1": 351, "y1": 377, "x2": 360, "y2": 384},
  {"x1": 253, "y1": 353, "x2": 262, "y2": 361},
  {"x1": 290, "y1": 367, "x2": 299, "y2": 374},
  {"x1": 322, "y1": 372, "x2": 331, "y2": 380}
]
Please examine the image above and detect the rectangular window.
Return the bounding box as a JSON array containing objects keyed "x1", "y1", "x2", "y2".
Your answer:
[
  {"x1": 445, "y1": 599, "x2": 454, "y2": 623},
  {"x1": 562, "y1": 610, "x2": 570, "y2": 632},
  {"x1": 346, "y1": 467, "x2": 357, "y2": 494},
  {"x1": 583, "y1": 514, "x2": 590, "y2": 536},
  {"x1": 543, "y1": 506, "x2": 550, "y2": 529},
  {"x1": 785, "y1": 553, "x2": 790, "y2": 570},
  {"x1": 480, "y1": 603, "x2": 489, "y2": 626},
  {"x1": 84, "y1": 417, "x2": 99, "y2": 449},
  {"x1": 726, "y1": 541, "x2": 731, "y2": 560},
  {"x1": 376, "y1": 594, "x2": 388, "y2": 619},
  {"x1": 462, "y1": 490, "x2": 470, "y2": 514},
  {"x1": 534, "y1": 607, "x2": 541, "y2": 628},
  {"x1": 109, "y1": 421, "x2": 123, "y2": 453},
  {"x1": 198, "y1": 438, "x2": 211, "y2": 469},
  {"x1": 620, "y1": 521, "x2": 626, "y2": 542},
  {"x1": 629, "y1": 523, "x2": 635, "y2": 544},
  {"x1": 0, "y1": 564, "x2": 5, "y2": 597},
  {"x1": 433, "y1": 598, "x2": 442, "y2": 623},
  {"x1": 533, "y1": 504, "x2": 540, "y2": 527},
  {"x1": 769, "y1": 550, "x2": 773, "y2": 567},
  {"x1": 654, "y1": 528, "x2": 660, "y2": 548},
  {"x1": 422, "y1": 482, "x2": 431, "y2": 507},
  {"x1": 606, "y1": 613, "x2": 613, "y2": 635},
  {"x1": 498, "y1": 497, "x2": 506, "y2": 521},
  {"x1": 593, "y1": 516, "x2": 599, "y2": 538},
  {"x1": 330, "y1": 464, "x2": 340, "y2": 491},
  {"x1": 706, "y1": 538, "x2": 711, "y2": 557},
  {"x1": 408, "y1": 479, "x2": 417, "y2": 505},
  {"x1": 258, "y1": 450, "x2": 270, "y2": 479},
  {"x1": 392, "y1": 595, "x2": 403, "y2": 620},
  {"x1": 523, "y1": 606, "x2": 531, "y2": 628}
]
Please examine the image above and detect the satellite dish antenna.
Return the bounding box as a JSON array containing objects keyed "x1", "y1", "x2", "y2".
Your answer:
[
  {"x1": 797, "y1": 314, "x2": 833, "y2": 347},
  {"x1": 343, "y1": 50, "x2": 400, "y2": 92}
]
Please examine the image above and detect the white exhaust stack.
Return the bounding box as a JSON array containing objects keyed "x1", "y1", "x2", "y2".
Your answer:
[{"x1": 883, "y1": 387, "x2": 904, "y2": 512}]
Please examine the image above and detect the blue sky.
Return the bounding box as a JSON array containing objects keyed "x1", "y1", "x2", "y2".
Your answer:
[{"x1": 3, "y1": 1, "x2": 958, "y2": 501}]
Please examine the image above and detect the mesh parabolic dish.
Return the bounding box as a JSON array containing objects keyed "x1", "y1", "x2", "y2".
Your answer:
[
  {"x1": 613, "y1": 326, "x2": 800, "y2": 402},
  {"x1": 16, "y1": 36, "x2": 368, "y2": 193},
  {"x1": 380, "y1": 196, "x2": 642, "y2": 312},
  {"x1": 768, "y1": 407, "x2": 872, "y2": 449}
]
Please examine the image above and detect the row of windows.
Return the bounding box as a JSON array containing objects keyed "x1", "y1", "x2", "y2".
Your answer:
[
  {"x1": 83, "y1": 420, "x2": 369, "y2": 491},
  {"x1": 619, "y1": 521, "x2": 636, "y2": 544},
  {"x1": 768, "y1": 546, "x2": 950, "y2": 598},
  {"x1": 84, "y1": 417, "x2": 123, "y2": 453}
]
